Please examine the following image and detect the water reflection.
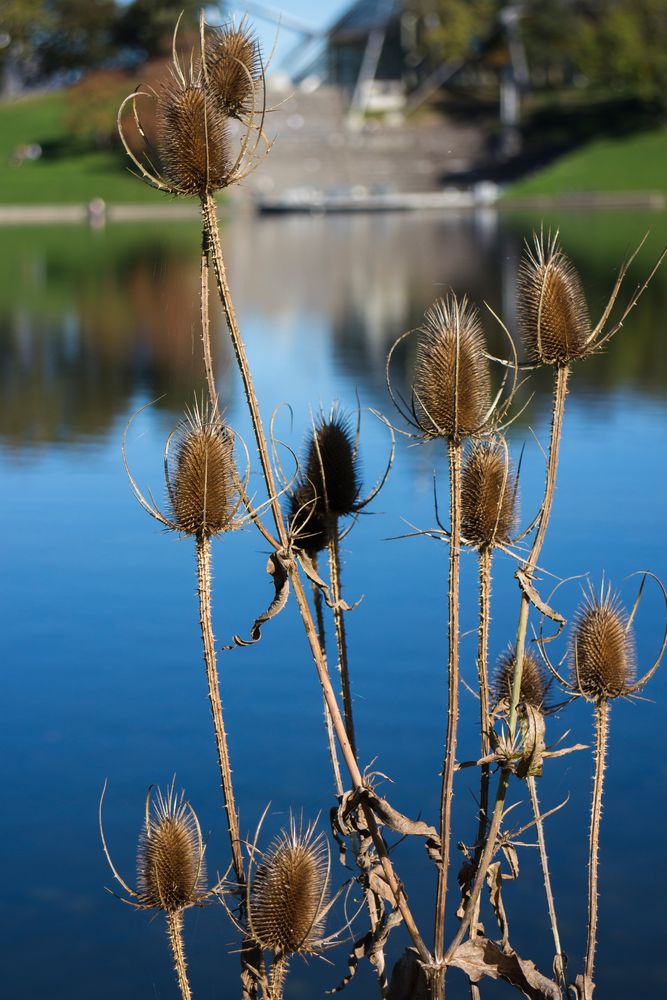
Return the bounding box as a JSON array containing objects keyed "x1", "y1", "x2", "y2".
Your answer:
[{"x1": 1, "y1": 210, "x2": 665, "y2": 451}]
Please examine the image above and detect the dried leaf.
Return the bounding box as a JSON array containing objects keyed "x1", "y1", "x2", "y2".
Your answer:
[
  {"x1": 328, "y1": 911, "x2": 403, "y2": 994},
  {"x1": 387, "y1": 949, "x2": 429, "y2": 1000},
  {"x1": 516, "y1": 570, "x2": 566, "y2": 627},
  {"x1": 298, "y1": 550, "x2": 360, "y2": 611},
  {"x1": 365, "y1": 788, "x2": 439, "y2": 841},
  {"x1": 486, "y1": 863, "x2": 511, "y2": 951},
  {"x1": 449, "y1": 938, "x2": 561, "y2": 999},
  {"x1": 517, "y1": 704, "x2": 546, "y2": 778},
  {"x1": 222, "y1": 553, "x2": 289, "y2": 648}
]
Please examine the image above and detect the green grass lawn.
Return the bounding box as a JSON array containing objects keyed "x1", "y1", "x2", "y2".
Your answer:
[
  {"x1": 0, "y1": 90, "x2": 166, "y2": 204},
  {"x1": 506, "y1": 125, "x2": 667, "y2": 200}
]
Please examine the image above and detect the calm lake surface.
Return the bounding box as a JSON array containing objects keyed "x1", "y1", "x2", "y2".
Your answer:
[{"x1": 2, "y1": 209, "x2": 666, "y2": 999}]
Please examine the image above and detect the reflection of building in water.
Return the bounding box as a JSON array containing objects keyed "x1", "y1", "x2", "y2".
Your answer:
[{"x1": 0, "y1": 228, "x2": 231, "y2": 449}]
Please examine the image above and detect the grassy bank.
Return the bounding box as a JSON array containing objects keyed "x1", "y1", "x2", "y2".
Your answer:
[
  {"x1": 0, "y1": 90, "x2": 165, "y2": 204},
  {"x1": 505, "y1": 125, "x2": 667, "y2": 200}
]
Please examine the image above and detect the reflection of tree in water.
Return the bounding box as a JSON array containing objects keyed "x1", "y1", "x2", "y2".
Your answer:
[{"x1": 0, "y1": 233, "x2": 231, "y2": 450}]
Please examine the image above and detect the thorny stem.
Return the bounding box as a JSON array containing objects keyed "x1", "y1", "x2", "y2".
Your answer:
[
  {"x1": 313, "y1": 575, "x2": 344, "y2": 799},
  {"x1": 329, "y1": 529, "x2": 358, "y2": 758},
  {"x1": 269, "y1": 954, "x2": 289, "y2": 1000},
  {"x1": 195, "y1": 534, "x2": 244, "y2": 883},
  {"x1": 200, "y1": 225, "x2": 218, "y2": 417},
  {"x1": 433, "y1": 439, "x2": 463, "y2": 988},
  {"x1": 584, "y1": 701, "x2": 609, "y2": 999},
  {"x1": 166, "y1": 910, "x2": 192, "y2": 1000},
  {"x1": 527, "y1": 775, "x2": 567, "y2": 991},
  {"x1": 469, "y1": 547, "x2": 493, "y2": 941},
  {"x1": 445, "y1": 364, "x2": 570, "y2": 962},
  {"x1": 201, "y1": 193, "x2": 431, "y2": 967}
]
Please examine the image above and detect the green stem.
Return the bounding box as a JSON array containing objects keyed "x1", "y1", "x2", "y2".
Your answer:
[
  {"x1": 312, "y1": 574, "x2": 344, "y2": 799},
  {"x1": 528, "y1": 774, "x2": 567, "y2": 992}
]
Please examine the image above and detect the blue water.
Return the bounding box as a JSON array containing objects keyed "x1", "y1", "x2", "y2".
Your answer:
[{"x1": 1, "y1": 211, "x2": 666, "y2": 998}]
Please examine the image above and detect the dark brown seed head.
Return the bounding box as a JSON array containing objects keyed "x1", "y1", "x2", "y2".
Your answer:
[
  {"x1": 137, "y1": 785, "x2": 206, "y2": 913},
  {"x1": 517, "y1": 232, "x2": 591, "y2": 366},
  {"x1": 168, "y1": 407, "x2": 237, "y2": 537},
  {"x1": 304, "y1": 414, "x2": 360, "y2": 521},
  {"x1": 288, "y1": 481, "x2": 330, "y2": 556},
  {"x1": 570, "y1": 587, "x2": 635, "y2": 700},
  {"x1": 205, "y1": 21, "x2": 261, "y2": 119},
  {"x1": 461, "y1": 440, "x2": 518, "y2": 549},
  {"x1": 413, "y1": 294, "x2": 491, "y2": 442},
  {"x1": 249, "y1": 820, "x2": 329, "y2": 956},
  {"x1": 156, "y1": 76, "x2": 231, "y2": 195},
  {"x1": 493, "y1": 646, "x2": 549, "y2": 711}
]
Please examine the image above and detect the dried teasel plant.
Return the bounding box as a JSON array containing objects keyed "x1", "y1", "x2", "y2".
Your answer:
[
  {"x1": 100, "y1": 781, "x2": 218, "y2": 1000},
  {"x1": 224, "y1": 814, "x2": 343, "y2": 1000},
  {"x1": 539, "y1": 575, "x2": 667, "y2": 998},
  {"x1": 123, "y1": 400, "x2": 253, "y2": 889},
  {"x1": 492, "y1": 646, "x2": 548, "y2": 711},
  {"x1": 386, "y1": 293, "x2": 520, "y2": 984}
]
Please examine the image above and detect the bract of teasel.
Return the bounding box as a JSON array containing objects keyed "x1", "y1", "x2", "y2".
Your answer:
[
  {"x1": 117, "y1": 14, "x2": 271, "y2": 198},
  {"x1": 538, "y1": 573, "x2": 667, "y2": 703}
]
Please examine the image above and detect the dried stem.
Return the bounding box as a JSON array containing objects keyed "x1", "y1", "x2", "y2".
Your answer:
[
  {"x1": 445, "y1": 364, "x2": 570, "y2": 960},
  {"x1": 166, "y1": 910, "x2": 192, "y2": 1000},
  {"x1": 313, "y1": 576, "x2": 344, "y2": 799},
  {"x1": 269, "y1": 954, "x2": 289, "y2": 1000},
  {"x1": 200, "y1": 225, "x2": 218, "y2": 417},
  {"x1": 195, "y1": 533, "x2": 244, "y2": 883},
  {"x1": 469, "y1": 546, "x2": 493, "y2": 940},
  {"x1": 328, "y1": 529, "x2": 358, "y2": 758},
  {"x1": 527, "y1": 774, "x2": 567, "y2": 991},
  {"x1": 201, "y1": 192, "x2": 431, "y2": 966},
  {"x1": 584, "y1": 700, "x2": 609, "y2": 999},
  {"x1": 433, "y1": 439, "x2": 463, "y2": 988}
]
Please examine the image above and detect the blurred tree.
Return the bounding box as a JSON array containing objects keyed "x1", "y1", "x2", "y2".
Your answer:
[
  {"x1": 113, "y1": 0, "x2": 202, "y2": 59},
  {"x1": 0, "y1": 0, "x2": 47, "y2": 92},
  {"x1": 411, "y1": 1, "x2": 498, "y2": 64},
  {"x1": 38, "y1": 0, "x2": 118, "y2": 75}
]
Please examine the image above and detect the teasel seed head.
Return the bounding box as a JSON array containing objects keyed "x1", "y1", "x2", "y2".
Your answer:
[
  {"x1": 168, "y1": 406, "x2": 238, "y2": 537},
  {"x1": 288, "y1": 481, "x2": 330, "y2": 556},
  {"x1": 413, "y1": 294, "x2": 491, "y2": 442},
  {"x1": 570, "y1": 587, "x2": 636, "y2": 701},
  {"x1": 137, "y1": 785, "x2": 206, "y2": 913},
  {"x1": 304, "y1": 414, "x2": 360, "y2": 522},
  {"x1": 205, "y1": 21, "x2": 261, "y2": 120},
  {"x1": 249, "y1": 819, "x2": 330, "y2": 956},
  {"x1": 517, "y1": 231, "x2": 591, "y2": 366},
  {"x1": 493, "y1": 646, "x2": 549, "y2": 711},
  {"x1": 461, "y1": 440, "x2": 518, "y2": 549},
  {"x1": 156, "y1": 76, "x2": 231, "y2": 195}
]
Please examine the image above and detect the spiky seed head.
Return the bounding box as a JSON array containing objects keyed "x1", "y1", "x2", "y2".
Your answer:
[
  {"x1": 413, "y1": 294, "x2": 491, "y2": 442},
  {"x1": 461, "y1": 440, "x2": 518, "y2": 549},
  {"x1": 493, "y1": 646, "x2": 549, "y2": 710},
  {"x1": 137, "y1": 785, "x2": 206, "y2": 913},
  {"x1": 249, "y1": 820, "x2": 330, "y2": 956},
  {"x1": 288, "y1": 481, "x2": 330, "y2": 555},
  {"x1": 205, "y1": 21, "x2": 261, "y2": 119},
  {"x1": 570, "y1": 588, "x2": 635, "y2": 700},
  {"x1": 517, "y1": 232, "x2": 591, "y2": 366},
  {"x1": 156, "y1": 78, "x2": 231, "y2": 195},
  {"x1": 304, "y1": 414, "x2": 360, "y2": 521},
  {"x1": 168, "y1": 408, "x2": 238, "y2": 537}
]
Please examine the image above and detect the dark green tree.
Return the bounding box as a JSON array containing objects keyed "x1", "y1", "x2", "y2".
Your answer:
[{"x1": 114, "y1": 0, "x2": 203, "y2": 59}]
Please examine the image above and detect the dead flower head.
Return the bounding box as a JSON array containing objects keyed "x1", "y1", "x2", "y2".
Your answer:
[
  {"x1": 539, "y1": 575, "x2": 667, "y2": 704},
  {"x1": 100, "y1": 780, "x2": 216, "y2": 914},
  {"x1": 204, "y1": 18, "x2": 262, "y2": 120},
  {"x1": 517, "y1": 229, "x2": 666, "y2": 368},
  {"x1": 247, "y1": 816, "x2": 333, "y2": 958},
  {"x1": 461, "y1": 438, "x2": 519, "y2": 550},
  {"x1": 123, "y1": 399, "x2": 252, "y2": 539},
  {"x1": 118, "y1": 14, "x2": 270, "y2": 197},
  {"x1": 493, "y1": 645, "x2": 549, "y2": 712}
]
